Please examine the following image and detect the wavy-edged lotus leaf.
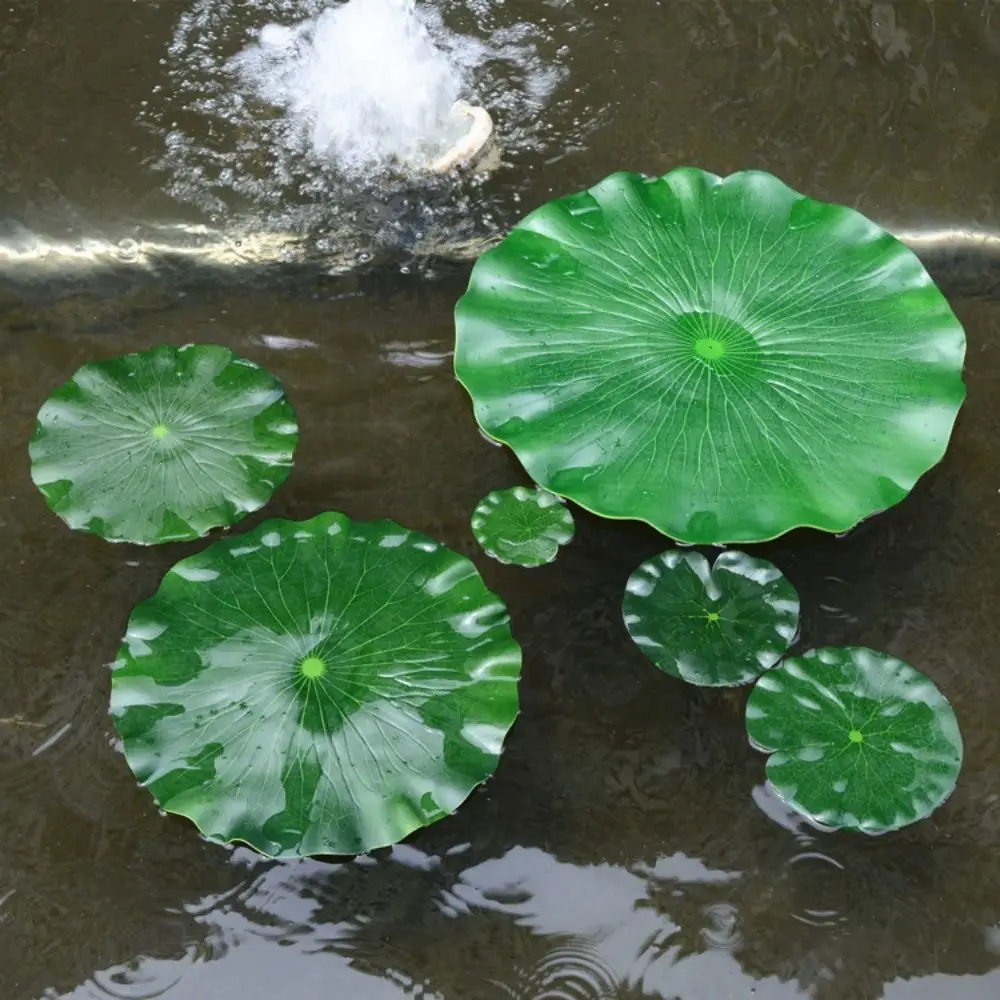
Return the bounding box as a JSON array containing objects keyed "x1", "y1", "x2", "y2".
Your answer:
[
  {"x1": 454, "y1": 168, "x2": 967, "y2": 544},
  {"x1": 109, "y1": 513, "x2": 522, "y2": 857},
  {"x1": 745, "y1": 646, "x2": 963, "y2": 833},
  {"x1": 471, "y1": 486, "x2": 575, "y2": 567},
  {"x1": 29, "y1": 343, "x2": 298, "y2": 544},
  {"x1": 622, "y1": 549, "x2": 799, "y2": 686}
]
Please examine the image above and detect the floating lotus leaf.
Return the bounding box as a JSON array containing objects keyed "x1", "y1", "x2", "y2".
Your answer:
[
  {"x1": 471, "y1": 486, "x2": 575, "y2": 567},
  {"x1": 109, "y1": 513, "x2": 522, "y2": 857},
  {"x1": 29, "y1": 343, "x2": 297, "y2": 544},
  {"x1": 745, "y1": 647, "x2": 963, "y2": 833},
  {"x1": 622, "y1": 549, "x2": 799, "y2": 686},
  {"x1": 454, "y1": 168, "x2": 967, "y2": 544}
]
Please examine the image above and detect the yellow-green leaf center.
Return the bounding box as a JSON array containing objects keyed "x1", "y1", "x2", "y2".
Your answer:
[{"x1": 298, "y1": 655, "x2": 327, "y2": 680}]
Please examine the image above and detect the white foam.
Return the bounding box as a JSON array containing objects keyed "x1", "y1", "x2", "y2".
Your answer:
[
  {"x1": 145, "y1": 0, "x2": 593, "y2": 259},
  {"x1": 228, "y1": 0, "x2": 469, "y2": 173}
]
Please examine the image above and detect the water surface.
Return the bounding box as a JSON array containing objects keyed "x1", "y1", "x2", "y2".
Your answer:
[{"x1": 3, "y1": 2, "x2": 1000, "y2": 999}]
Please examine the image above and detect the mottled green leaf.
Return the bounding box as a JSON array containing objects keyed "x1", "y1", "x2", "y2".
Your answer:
[
  {"x1": 30, "y1": 343, "x2": 297, "y2": 544},
  {"x1": 471, "y1": 486, "x2": 575, "y2": 567},
  {"x1": 622, "y1": 549, "x2": 799, "y2": 686},
  {"x1": 746, "y1": 647, "x2": 963, "y2": 833},
  {"x1": 110, "y1": 513, "x2": 522, "y2": 857},
  {"x1": 454, "y1": 168, "x2": 967, "y2": 544}
]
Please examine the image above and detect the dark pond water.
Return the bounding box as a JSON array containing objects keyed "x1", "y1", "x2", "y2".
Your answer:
[{"x1": 3, "y1": 1, "x2": 1000, "y2": 998}]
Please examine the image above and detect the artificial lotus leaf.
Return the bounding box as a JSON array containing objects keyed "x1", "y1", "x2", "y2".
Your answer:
[
  {"x1": 622, "y1": 549, "x2": 799, "y2": 686},
  {"x1": 454, "y1": 168, "x2": 967, "y2": 544},
  {"x1": 29, "y1": 343, "x2": 297, "y2": 544},
  {"x1": 745, "y1": 647, "x2": 963, "y2": 833},
  {"x1": 110, "y1": 513, "x2": 522, "y2": 857},
  {"x1": 471, "y1": 486, "x2": 575, "y2": 567}
]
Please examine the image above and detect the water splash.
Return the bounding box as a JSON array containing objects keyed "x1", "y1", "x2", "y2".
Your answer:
[
  {"x1": 145, "y1": 0, "x2": 585, "y2": 264},
  {"x1": 228, "y1": 0, "x2": 470, "y2": 175}
]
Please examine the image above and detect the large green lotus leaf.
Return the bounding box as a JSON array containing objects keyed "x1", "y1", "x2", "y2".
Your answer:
[
  {"x1": 454, "y1": 168, "x2": 967, "y2": 544},
  {"x1": 29, "y1": 344, "x2": 297, "y2": 544},
  {"x1": 109, "y1": 513, "x2": 522, "y2": 857},
  {"x1": 745, "y1": 647, "x2": 963, "y2": 833},
  {"x1": 622, "y1": 549, "x2": 799, "y2": 686},
  {"x1": 471, "y1": 486, "x2": 575, "y2": 567}
]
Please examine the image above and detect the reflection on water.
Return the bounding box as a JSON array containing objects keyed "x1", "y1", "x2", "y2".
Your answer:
[
  {"x1": 4, "y1": 1, "x2": 1000, "y2": 999},
  {"x1": 1, "y1": 223, "x2": 998, "y2": 305},
  {"x1": 0, "y1": 218, "x2": 493, "y2": 293}
]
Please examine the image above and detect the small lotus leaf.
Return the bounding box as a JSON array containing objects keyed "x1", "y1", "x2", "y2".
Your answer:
[
  {"x1": 29, "y1": 343, "x2": 298, "y2": 544},
  {"x1": 745, "y1": 646, "x2": 963, "y2": 833},
  {"x1": 471, "y1": 486, "x2": 575, "y2": 566},
  {"x1": 454, "y1": 168, "x2": 967, "y2": 544},
  {"x1": 109, "y1": 513, "x2": 523, "y2": 857},
  {"x1": 622, "y1": 549, "x2": 799, "y2": 687}
]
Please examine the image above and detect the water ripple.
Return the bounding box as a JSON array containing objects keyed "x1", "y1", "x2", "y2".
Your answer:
[{"x1": 494, "y1": 941, "x2": 622, "y2": 1000}]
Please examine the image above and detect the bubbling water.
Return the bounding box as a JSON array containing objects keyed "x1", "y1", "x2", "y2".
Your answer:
[
  {"x1": 146, "y1": 0, "x2": 599, "y2": 268},
  {"x1": 229, "y1": 0, "x2": 472, "y2": 174}
]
